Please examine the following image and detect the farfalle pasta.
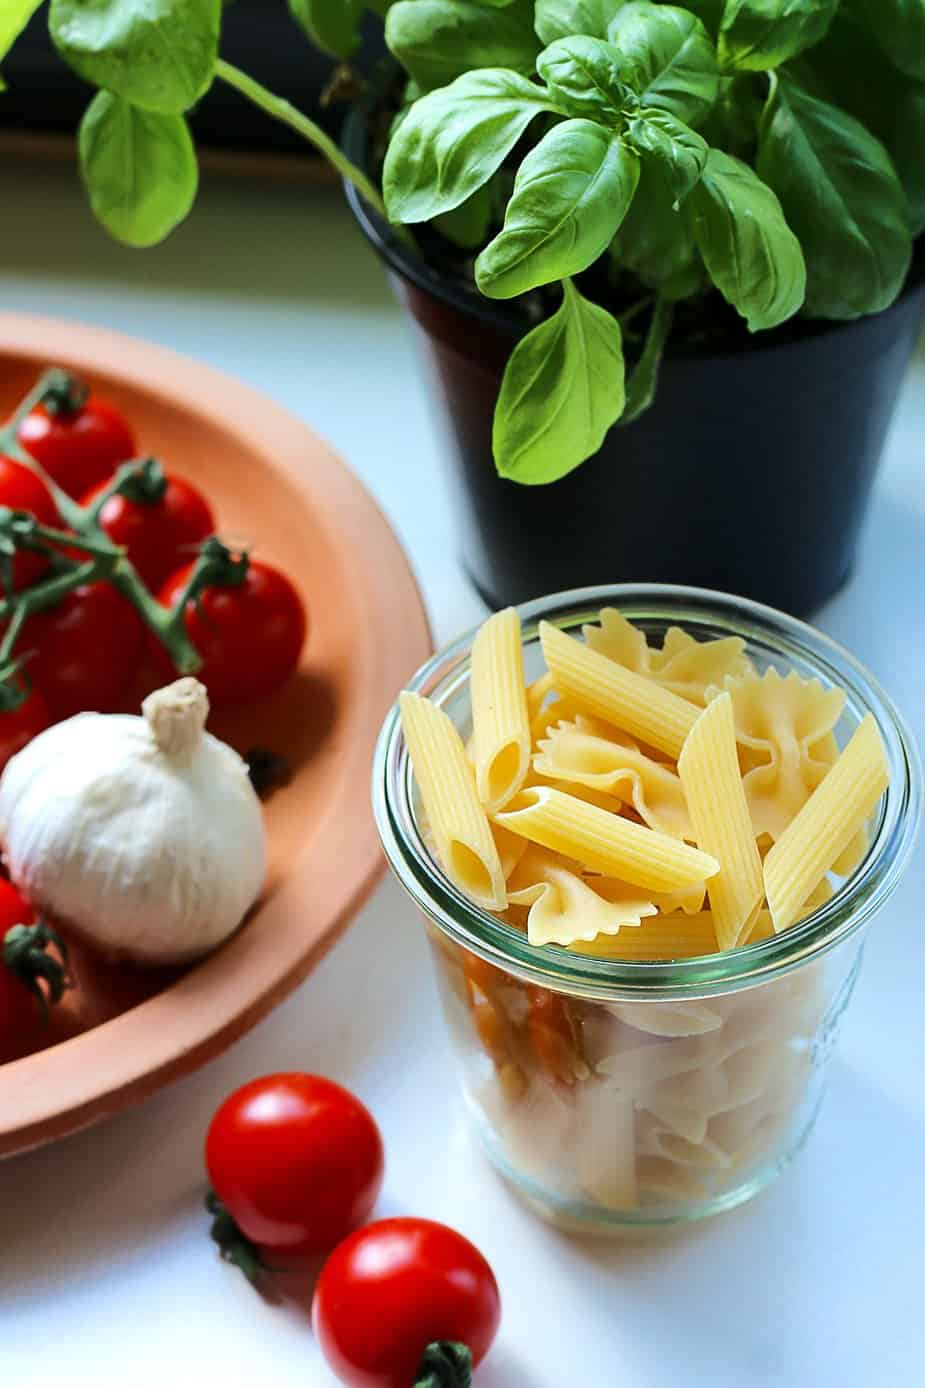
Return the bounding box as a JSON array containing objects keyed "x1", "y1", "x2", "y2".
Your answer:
[{"x1": 397, "y1": 606, "x2": 894, "y2": 1225}]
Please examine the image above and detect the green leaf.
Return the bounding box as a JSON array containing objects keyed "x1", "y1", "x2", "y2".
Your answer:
[
  {"x1": 843, "y1": 0, "x2": 925, "y2": 82},
  {"x1": 50, "y1": 0, "x2": 220, "y2": 114},
  {"x1": 679, "y1": 0, "x2": 725, "y2": 36},
  {"x1": 476, "y1": 121, "x2": 640, "y2": 298},
  {"x1": 534, "y1": 0, "x2": 627, "y2": 43},
  {"x1": 537, "y1": 35, "x2": 632, "y2": 119},
  {"x1": 288, "y1": 0, "x2": 365, "y2": 58},
  {"x1": 685, "y1": 147, "x2": 805, "y2": 329},
  {"x1": 610, "y1": 159, "x2": 703, "y2": 295},
  {"x1": 624, "y1": 106, "x2": 707, "y2": 201},
  {"x1": 757, "y1": 76, "x2": 912, "y2": 319},
  {"x1": 607, "y1": 3, "x2": 720, "y2": 126},
  {"x1": 78, "y1": 90, "x2": 198, "y2": 246},
  {"x1": 385, "y1": 0, "x2": 539, "y2": 91},
  {"x1": 383, "y1": 69, "x2": 555, "y2": 223},
  {"x1": 718, "y1": 0, "x2": 839, "y2": 71},
  {"x1": 0, "y1": 0, "x2": 43, "y2": 65},
  {"x1": 621, "y1": 295, "x2": 674, "y2": 423},
  {"x1": 435, "y1": 180, "x2": 495, "y2": 247},
  {"x1": 493, "y1": 279, "x2": 625, "y2": 483}
]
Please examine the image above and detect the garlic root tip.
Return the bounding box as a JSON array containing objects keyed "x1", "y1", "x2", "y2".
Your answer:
[{"x1": 143, "y1": 678, "x2": 210, "y2": 763}]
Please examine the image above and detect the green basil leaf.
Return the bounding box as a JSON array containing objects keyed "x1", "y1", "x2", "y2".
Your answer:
[
  {"x1": 679, "y1": 0, "x2": 725, "y2": 36},
  {"x1": 385, "y1": 0, "x2": 539, "y2": 91},
  {"x1": 621, "y1": 296, "x2": 674, "y2": 423},
  {"x1": 607, "y1": 3, "x2": 720, "y2": 126},
  {"x1": 493, "y1": 279, "x2": 625, "y2": 482},
  {"x1": 685, "y1": 148, "x2": 805, "y2": 329},
  {"x1": 50, "y1": 0, "x2": 220, "y2": 114},
  {"x1": 78, "y1": 91, "x2": 198, "y2": 246},
  {"x1": 624, "y1": 106, "x2": 707, "y2": 201},
  {"x1": 757, "y1": 76, "x2": 912, "y2": 319},
  {"x1": 435, "y1": 180, "x2": 495, "y2": 247},
  {"x1": 718, "y1": 0, "x2": 838, "y2": 71},
  {"x1": 843, "y1": 0, "x2": 925, "y2": 82},
  {"x1": 537, "y1": 35, "x2": 633, "y2": 118},
  {"x1": 0, "y1": 0, "x2": 43, "y2": 65},
  {"x1": 383, "y1": 69, "x2": 555, "y2": 222},
  {"x1": 476, "y1": 121, "x2": 640, "y2": 298},
  {"x1": 288, "y1": 0, "x2": 365, "y2": 58},
  {"x1": 610, "y1": 160, "x2": 702, "y2": 294},
  {"x1": 534, "y1": 0, "x2": 627, "y2": 43}
]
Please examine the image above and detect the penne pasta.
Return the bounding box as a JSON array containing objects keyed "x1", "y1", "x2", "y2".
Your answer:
[
  {"x1": 470, "y1": 608, "x2": 532, "y2": 813},
  {"x1": 764, "y1": 713, "x2": 889, "y2": 933},
  {"x1": 678, "y1": 692, "x2": 764, "y2": 950},
  {"x1": 495, "y1": 785, "x2": 719, "y2": 893},
  {"x1": 540, "y1": 621, "x2": 699, "y2": 758},
  {"x1": 399, "y1": 692, "x2": 507, "y2": 911}
]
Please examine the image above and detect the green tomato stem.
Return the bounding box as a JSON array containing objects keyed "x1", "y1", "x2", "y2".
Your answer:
[{"x1": 215, "y1": 59, "x2": 390, "y2": 222}]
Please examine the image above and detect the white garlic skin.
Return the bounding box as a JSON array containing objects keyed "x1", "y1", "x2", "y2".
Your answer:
[{"x1": 0, "y1": 702, "x2": 266, "y2": 965}]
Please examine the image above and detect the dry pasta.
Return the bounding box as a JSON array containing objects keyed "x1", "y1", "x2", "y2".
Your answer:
[
  {"x1": 470, "y1": 607, "x2": 531, "y2": 813},
  {"x1": 584, "y1": 609, "x2": 751, "y2": 704},
  {"x1": 678, "y1": 692, "x2": 764, "y2": 950}
]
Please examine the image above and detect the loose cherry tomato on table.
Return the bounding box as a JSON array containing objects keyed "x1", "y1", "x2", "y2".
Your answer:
[
  {"x1": 157, "y1": 553, "x2": 306, "y2": 707},
  {"x1": 82, "y1": 464, "x2": 215, "y2": 590},
  {"x1": 313, "y1": 1217, "x2": 501, "y2": 1388},
  {"x1": 16, "y1": 582, "x2": 144, "y2": 719},
  {"x1": 0, "y1": 456, "x2": 59, "y2": 590},
  {"x1": 205, "y1": 1074, "x2": 384, "y2": 1272},
  {"x1": 17, "y1": 376, "x2": 136, "y2": 500},
  {"x1": 0, "y1": 879, "x2": 69, "y2": 1065},
  {"x1": 0, "y1": 685, "x2": 50, "y2": 773}
]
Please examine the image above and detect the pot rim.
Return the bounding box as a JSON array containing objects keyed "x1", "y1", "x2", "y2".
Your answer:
[
  {"x1": 372, "y1": 583, "x2": 922, "y2": 1002},
  {"x1": 341, "y1": 94, "x2": 925, "y2": 352}
]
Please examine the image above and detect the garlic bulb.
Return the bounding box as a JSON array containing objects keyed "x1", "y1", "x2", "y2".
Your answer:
[{"x1": 0, "y1": 679, "x2": 266, "y2": 964}]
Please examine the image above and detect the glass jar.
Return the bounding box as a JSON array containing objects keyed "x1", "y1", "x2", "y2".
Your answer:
[{"x1": 372, "y1": 586, "x2": 921, "y2": 1232}]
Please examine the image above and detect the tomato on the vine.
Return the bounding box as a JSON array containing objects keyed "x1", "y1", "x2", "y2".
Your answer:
[
  {"x1": 313, "y1": 1218, "x2": 501, "y2": 1388},
  {"x1": 83, "y1": 471, "x2": 215, "y2": 590},
  {"x1": 0, "y1": 456, "x2": 59, "y2": 590},
  {"x1": 205, "y1": 1074, "x2": 384, "y2": 1262},
  {"x1": 0, "y1": 686, "x2": 50, "y2": 773},
  {"x1": 18, "y1": 583, "x2": 144, "y2": 718},
  {"x1": 157, "y1": 557, "x2": 306, "y2": 707},
  {"x1": 17, "y1": 385, "x2": 136, "y2": 500},
  {"x1": 0, "y1": 879, "x2": 68, "y2": 1065}
]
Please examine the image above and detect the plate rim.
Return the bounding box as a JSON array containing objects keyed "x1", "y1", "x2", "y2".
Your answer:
[{"x1": 0, "y1": 311, "x2": 433, "y2": 1157}]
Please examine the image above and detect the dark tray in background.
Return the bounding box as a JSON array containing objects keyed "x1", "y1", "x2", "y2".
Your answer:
[{"x1": 1, "y1": 4, "x2": 385, "y2": 160}]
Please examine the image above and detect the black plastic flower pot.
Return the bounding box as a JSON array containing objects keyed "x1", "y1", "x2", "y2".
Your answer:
[{"x1": 342, "y1": 106, "x2": 925, "y2": 616}]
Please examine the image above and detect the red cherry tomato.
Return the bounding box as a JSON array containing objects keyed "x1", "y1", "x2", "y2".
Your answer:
[
  {"x1": 205, "y1": 1074, "x2": 384, "y2": 1256},
  {"x1": 17, "y1": 583, "x2": 143, "y2": 718},
  {"x1": 313, "y1": 1218, "x2": 501, "y2": 1388},
  {"x1": 18, "y1": 393, "x2": 136, "y2": 500},
  {"x1": 83, "y1": 473, "x2": 215, "y2": 590},
  {"x1": 0, "y1": 686, "x2": 50, "y2": 773},
  {"x1": 0, "y1": 456, "x2": 59, "y2": 590},
  {"x1": 157, "y1": 560, "x2": 306, "y2": 707},
  {"x1": 0, "y1": 880, "x2": 42, "y2": 1063}
]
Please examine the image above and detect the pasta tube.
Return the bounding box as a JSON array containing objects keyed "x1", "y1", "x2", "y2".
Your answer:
[{"x1": 470, "y1": 608, "x2": 531, "y2": 813}]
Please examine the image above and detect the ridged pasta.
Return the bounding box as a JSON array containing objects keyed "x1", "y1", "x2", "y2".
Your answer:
[
  {"x1": 495, "y1": 785, "x2": 719, "y2": 893},
  {"x1": 471, "y1": 608, "x2": 532, "y2": 813},
  {"x1": 507, "y1": 855, "x2": 656, "y2": 948},
  {"x1": 568, "y1": 911, "x2": 718, "y2": 961},
  {"x1": 764, "y1": 713, "x2": 889, "y2": 932},
  {"x1": 399, "y1": 692, "x2": 507, "y2": 911},
  {"x1": 678, "y1": 692, "x2": 764, "y2": 950}
]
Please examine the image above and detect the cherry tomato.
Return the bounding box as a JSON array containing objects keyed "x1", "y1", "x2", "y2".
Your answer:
[
  {"x1": 18, "y1": 392, "x2": 136, "y2": 500},
  {"x1": 313, "y1": 1218, "x2": 501, "y2": 1388},
  {"x1": 205, "y1": 1074, "x2": 384, "y2": 1256},
  {"x1": 157, "y1": 560, "x2": 306, "y2": 707},
  {"x1": 17, "y1": 583, "x2": 143, "y2": 718},
  {"x1": 83, "y1": 473, "x2": 215, "y2": 590},
  {"x1": 0, "y1": 456, "x2": 59, "y2": 590},
  {"x1": 0, "y1": 686, "x2": 50, "y2": 773}
]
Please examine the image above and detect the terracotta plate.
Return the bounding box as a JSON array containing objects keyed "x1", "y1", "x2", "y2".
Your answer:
[{"x1": 0, "y1": 313, "x2": 432, "y2": 1157}]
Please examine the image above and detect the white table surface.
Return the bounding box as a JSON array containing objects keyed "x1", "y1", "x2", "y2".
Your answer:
[{"x1": 1, "y1": 162, "x2": 923, "y2": 1387}]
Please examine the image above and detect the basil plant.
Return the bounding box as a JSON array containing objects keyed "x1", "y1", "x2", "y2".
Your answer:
[{"x1": 4, "y1": 1, "x2": 923, "y2": 484}]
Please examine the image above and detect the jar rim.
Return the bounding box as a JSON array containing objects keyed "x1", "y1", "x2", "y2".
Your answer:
[{"x1": 372, "y1": 584, "x2": 921, "y2": 1001}]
